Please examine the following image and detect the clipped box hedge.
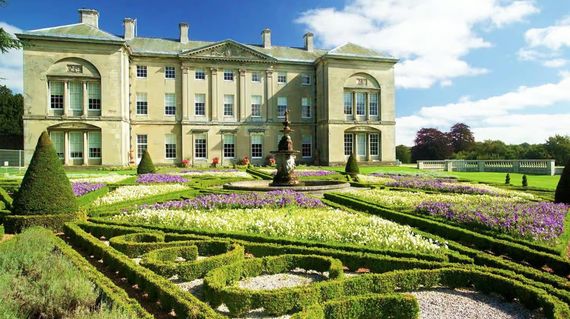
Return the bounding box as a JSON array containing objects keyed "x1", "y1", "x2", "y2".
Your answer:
[
  {"x1": 291, "y1": 293, "x2": 419, "y2": 319},
  {"x1": 4, "y1": 211, "x2": 85, "y2": 233},
  {"x1": 141, "y1": 241, "x2": 244, "y2": 281},
  {"x1": 204, "y1": 254, "x2": 344, "y2": 317}
]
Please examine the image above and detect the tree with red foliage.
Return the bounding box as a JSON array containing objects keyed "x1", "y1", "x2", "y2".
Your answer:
[
  {"x1": 411, "y1": 128, "x2": 453, "y2": 162},
  {"x1": 448, "y1": 123, "x2": 475, "y2": 153}
]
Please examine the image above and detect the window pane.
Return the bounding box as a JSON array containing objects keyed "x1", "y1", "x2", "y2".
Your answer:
[
  {"x1": 195, "y1": 69, "x2": 205, "y2": 80},
  {"x1": 137, "y1": 134, "x2": 147, "y2": 159},
  {"x1": 356, "y1": 92, "x2": 366, "y2": 115},
  {"x1": 370, "y1": 93, "x2": 379, "y2": 116},
  {"x1": 277, "y1": 97, "x2": 287, "y2": 118},
  {"x1": 136, "y1": 93, "x2": 148, "y2": 115},
  {"x1": 224, "y1": 95, "x2": 234, "y2": 116},
  {"x1": 165, "y1": 66, "x2": 175, "y2": 79},
  {"x1": 195, "y1": 134, "x2": 207, "y2": 158},
  {"x1": 88, "y1": 131, "x2": 101, "y2": 158},
  {"x1": 69, "y1": 132, "x2": 83, "y2": 158},
  {"x1": 251, "y1": 134, "x2": 263, "y2": 158},
  {"x1": 357, "y1": 133, "x2": 366, "y2": 156},
  {"x1": 87, "y1": 82, "x2": 101, "y2": 110},
  {"x1": 50, "y1": 81, "x2": 64, "y2": 109},
  {"x1": 195, "y1": 94, "x2": 205, "y2": 116},
  {"x1": 302, "y1": 97, "x2": 311, "y2": 118},
  {"x1": 69, "y1": 82, "x2": 83, "y2": 115},
  {"x1": 370, "y1": 133, "x2": 379, "y2": 156},
  {"x1": 165, "y1": 93, "x2": 176, "y2": 115},
  {"x1": 251, "y1": 72, "x2": 260, "y2": 82},
  {"x1": 344, "y1": 92, "x2": 352, "y2": 115},
  {"x1": 224, "y1": 70, "x2": 234, "y2": 81},
  {"x1": 302, "y1": 135, "x2": 312, "y2": 157},
  {"x1": 137, "y1": 65, "x2": 147, "y2": 78},
  {"x1": 50, "y1": 131, "x2": 64, "y2": 159},
  {"x1": 223, "y1": 135, "x2": 235, "y2": 158},
  {"x1": 251, "y1": 95, "x2": 262, "y2": 117},
  {"x1": 344, "y1": 134, "x2": 353, "y2": 156},
  {"x1": 277, "y1": 72, "x2": 287, "y2": 84},
  {"x1": 165, "y1": 134, "x2": 176, "y2": 159}
]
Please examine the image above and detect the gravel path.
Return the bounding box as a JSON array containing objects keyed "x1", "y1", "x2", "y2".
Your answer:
[
  {"x1": 238, "y1": 268, "x2": 327, "y2": 291},
  {"x1": 411, "y1": 288, "x2": 544, "y2": 319}
]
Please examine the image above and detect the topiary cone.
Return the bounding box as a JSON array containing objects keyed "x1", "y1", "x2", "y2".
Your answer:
[
  {"x1": 345, "y1": 153, "x2": 360, "y2": 176},
  {"x1": 137, "y1": 149, "x2": 156, "y2": 175},
  {"x1": 555, "y1": 160, "x2": 570, "y2": 204},
  {"x1": 11, "y1": 131, "x2": 78, "y2": 215}
]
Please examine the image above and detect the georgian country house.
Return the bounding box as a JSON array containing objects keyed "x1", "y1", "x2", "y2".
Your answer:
[{"x1": 17, "y1": 9, "x2": 397, "y2": 166}]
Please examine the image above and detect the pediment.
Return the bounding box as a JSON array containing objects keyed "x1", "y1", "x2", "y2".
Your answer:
[{"x1": 180, "y1": 40, "x2": 276, "y2": 62}]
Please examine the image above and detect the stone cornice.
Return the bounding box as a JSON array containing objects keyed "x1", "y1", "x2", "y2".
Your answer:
[
  {"x1": 318, "y1": 120, "x2": 396, "y2": 125},
  {"x1": 23, "y1": 115, "x2": 125, "y2": 122}
]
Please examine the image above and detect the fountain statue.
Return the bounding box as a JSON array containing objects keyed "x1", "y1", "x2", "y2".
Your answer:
[{"x1": 270, "y1": 109, "x2": 304, "y2": 186}]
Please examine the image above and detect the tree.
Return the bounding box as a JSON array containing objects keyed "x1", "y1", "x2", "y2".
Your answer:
[
  {"x1": 411, "y1": 128, "x2": 453, "y2": 161},
  {"x1": 448, "y1": 123, "x2": 475, "y2": 153},
  {"x1": 555, "y1": 159, "x2": 570, "y2": 204},
  {"x1": 11, "y1": 131, "x2": 78, "y2": 214},
  {"x1": 544, "y1": 135, "x2": 570, "y2": 165},
  {"x1": 0, "y1": 1, "x2": 22, "y2": 53},
  {"x1": 0, "y1": 85, "x2": 23, "y2": 136},
  {"x1": 345, "y1": 153, "x2": 360, "y2": 176},
  {"x1": 137, "y1": 150, "x2": 156, "y2": 174},
  {"x1": 396, "y1": 145, "x2": 412, "y2": 163}
]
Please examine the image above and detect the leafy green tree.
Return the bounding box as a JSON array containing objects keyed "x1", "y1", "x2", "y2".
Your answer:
[
  {"x1": 545, "y1": 135, "x2": 570, "y2": 165},
  {"x1": 555, "y1": 160, "x2": 570, "y2": 204},
  {"x1": 11, "y1": 131, "x2": 78, "y2": 214},
  {"x1": 137, "y1": 150, "x2": 156, "y2": 174},
  {"x1": 396, "y1": 145, "x2": 412, "y2": 163},
  {"x1": 522, "y1": 175, "x2": 528, "y2": 187},
  {"x1": 0, "y1": 85, "x2": 23, "y2": 136},
  {"x1": 505, "y1": 173, "x2": 510, "y2": 185},
  {"x1": 0, "y1": 1, "x2": 22, "y2": 53}
]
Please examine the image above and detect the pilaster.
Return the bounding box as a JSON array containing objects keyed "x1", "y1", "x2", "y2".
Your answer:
[{"x1": 239, "y1": 68, "x2": 246, "y2": 122}]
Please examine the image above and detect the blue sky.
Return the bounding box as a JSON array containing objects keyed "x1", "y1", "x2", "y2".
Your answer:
[{"x1": 1, "y1": 0, "x2": 569, "y2": 145}]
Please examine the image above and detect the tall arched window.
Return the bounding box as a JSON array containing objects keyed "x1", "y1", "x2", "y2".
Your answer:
[
  {"x1": 46, "y1": 58, "x2": 101, "y2": 117},
  {"x1": 343, "y1": 73, "x2": 381, "y2": 121}
]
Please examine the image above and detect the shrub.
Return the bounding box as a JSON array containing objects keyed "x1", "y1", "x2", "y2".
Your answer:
[
  {"x1": 345, "y1": 153, "x2": 360, "y2": 176},
  {"x1": 522, "y1": 175, "x2": 528, "y2": 187},
  {"x1": 555, "y1": 160, "x2": 570, "y2": 204},
  {"x1": 137, "y1": 150, "x2": 156, "y2": 175},
  {"x1": 0, "y1": 187, "x2": 12, "y2": 210},
  {"x1": 505, "y1": 173, "x2": 511, "y2": 185},
  {"x1": 11, "y1": 131, "x2": 78, "y2": 215}
]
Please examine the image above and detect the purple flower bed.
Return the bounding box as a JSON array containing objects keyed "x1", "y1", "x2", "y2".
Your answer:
[
  {"x1": 136, "y1": 174, "x2": 188, "y2": 184},
  {"x1": 416, "y1": 201, "x2": 570, "y2": 241},
  {"x1": 181, "y1": 169, "x2": 239, "y2": 173},
  {"x1": 139, "y1": 189, "x2": 324, "y2": 210},
  {"x1": 386, "y1": 178, "x2": 498, "y2": 196},
  {"x1": 269, "y1": 170, "x2": 336, "y2": 177},
  {"x1": 72, "y1": 182, "x2": 105, "y2": 197}
]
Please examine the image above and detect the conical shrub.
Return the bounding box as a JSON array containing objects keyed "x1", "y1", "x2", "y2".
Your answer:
[
  {"x1": 11, "y1": 131, "x2": 78, "y2": 215},
  {"x1": 137, "y1": 150, "x2": 156, "y2": 175},
  {"x1": 345, "y1": 153, "x2": 360, "y2": 176},
  {"x1": 555, "y1": 160, "x2": 570, "y2": 204}
]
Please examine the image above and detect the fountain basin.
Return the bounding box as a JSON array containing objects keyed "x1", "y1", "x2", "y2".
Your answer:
[{"x1": 223, "y1": 180, "x2": 350, "y2": 192}]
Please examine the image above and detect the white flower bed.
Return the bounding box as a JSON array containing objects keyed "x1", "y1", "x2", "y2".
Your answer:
[
  {"x1": 179, "y1": 170, "x2": 252, "y2": 179},
  {"x1": 113, "y1": 207, "x2": 444, "y2": 253},
  {"x1": 70, "y1": 174, "x2": 131, "y2": 184},
  {"x1": 92, "y1": 184, "x2": 187, "y2": 206}
]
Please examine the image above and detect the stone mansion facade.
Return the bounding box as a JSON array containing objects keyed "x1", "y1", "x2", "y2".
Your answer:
[{"x1": 17, "y1": 9, "x2": 397, "y2": 166}]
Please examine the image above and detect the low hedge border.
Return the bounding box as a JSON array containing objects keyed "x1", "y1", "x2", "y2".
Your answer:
[
  {"x1": 52, "y1": 234, "x2": 153, "y2": 318},
  {"x1": 141, "y1": 242, "x2": 245, "y2": 281},
  {"x1": 325, "y1": 193, "x2": 570, "y2": 278},
  {"x1": 290, "y1": 293, "x2": 419, "y2": 319},
  {"x1": 109, "y1": 232, "x2": 205, "y2": 257},
  {"x1": 204, "y1": 254, "x2": 344, "y2": 316},
  {"x1": 90, "y1": 217, "x2": 456, "y2": 263},
  {"x1": 0, "y1": 186, "x2": 13, "y2": 210},
  {"x1": 4, "y1": 211, "x2": 86, "y2": 233},
  {"x1": 63, "y1": 222, "x2": 224, "y2": 319}
]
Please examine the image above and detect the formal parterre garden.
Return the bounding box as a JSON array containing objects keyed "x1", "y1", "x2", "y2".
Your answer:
[{"x1": 1, "y1": 135, "x2": 570, "y2": 318}]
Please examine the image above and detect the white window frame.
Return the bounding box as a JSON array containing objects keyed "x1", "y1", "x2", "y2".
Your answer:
[
  {"x1": 251, "y1": 95, "x2": 262, "y2": 117},
  {"x1": 369, "y1": 92, "x2": 379, "y2": 117},
  {"x1": 195, "y1": 94, "x2": 206, "y2": 116},
  {"x1": 250, "y1": 134, "x2": 263, "y2": 159},
  {"x1": 87, "y1": 82, "x2": 101, "y2": 112},
  {"x1": 277, "y1": 72, "x2": 287, "y2": 84},
  {"x1": 137, "y1": 134, "x2": 148, "y2": 159},
  {"x1": 68, "y1": 81, "x2": 83, "y2": 116},
  {"x1": 344, "y1": 133, "x2": 353, "y2": 156},
  {"x1": 50, "y1": 131, "x2": 64, "y2": 159},
  {"x1": 69, "y1": 132, "x2": 83, "y2": 159},
  {"x1": 223, "y1": 95, "x2": 234, "y2": 117},
  {"x1": 302, "y1": 135, "x2": 312, "y2": 158},
  {"x1": 344, "y1": 92, "x2": 353, "y2": 115},
  {"x1": 164, "y1": 93, "x2": 176, "y2": 116},
  {"x1": 195, "y1": 68, "x2": 205, "y2": 80},
  {"x1": 223, "y1": 69, "x2": 234, "y2": 81},
  {"x1": 301, "y1": 97, "x2": 311, "y2": 118},
  {"x1": 49, "y1": 81, "x2": 64, "y2": 110},
  {"x1": 370, "y1": 133, "x2": 380, "y2": 156},
  {"x1": 277, "y1": 97, "x2": 287, "y2": 118},
  {"x1": 165, "y1": 134, "x2": 177, "y2": 159},
  {"x1": 194, "y1": 134, "x2": 207, "y2": 159},
  {"x1": 223, "y1": 134, "x2": 236, "y2": 159},
  {"x1": 136, "y1": 92, "x2": 148, "y2": 115},
  {"x1": 301, "y1": 74, "x2": 311, "y2": 85},
  {"x1": 356, "y1": 92, "x2": 366, "y2": 116},
  {"x1": 251, "y1": 72, "x2": 261, "y2": 83},
  {"x1": 165, "y1": 66, "x2": 175, "y2": 79},
  {"x1": 136, "y1": 65, "x2": 147, "y2": 78},
  {"x1": 88, "y1": 131, "x2": 102, "y2": 159}
]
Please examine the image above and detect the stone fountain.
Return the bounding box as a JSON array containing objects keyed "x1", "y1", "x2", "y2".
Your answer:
[
  {"x1": 270, "y1": 110, "x2": 303, "y2": 187},
  {"x1": 223, "y1": 109, "x2": 350, "y2": 192}
]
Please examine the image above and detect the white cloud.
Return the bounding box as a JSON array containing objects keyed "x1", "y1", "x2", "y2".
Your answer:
[
  {"x1": 397, "y1": 73, "x2": 570, "y2": 145},
  {"x1": 0, "y1": 22, "x2": 23, "y2": 93},
  {"x1": 296, "y1": 0, "x2": 538, "y2": 88},
  {"x1": 518, "y1": 17, "x2": 570, "y2": 68}
]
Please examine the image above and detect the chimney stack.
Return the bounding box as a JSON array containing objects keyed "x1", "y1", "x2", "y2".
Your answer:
[
  {"x1": 304, "y1": 32, "x2": 314, "y2": 52},
  {"x1": 261, "y1": 28, "x2": 271, "y2": 49},
  {"x1": 179, "y1": 23, "x2": 189, "y2": 44},
  {"x1": 123, "y1": 18, "x2": 135, "y2": 40},
  {"x1": 79, "y1": 9, "x2": 99, "y2": 28}
]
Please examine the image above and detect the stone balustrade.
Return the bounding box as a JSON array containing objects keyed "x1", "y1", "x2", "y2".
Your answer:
[{"x1": 417, "y1": 159, "x2": 556, "y2": 176}]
